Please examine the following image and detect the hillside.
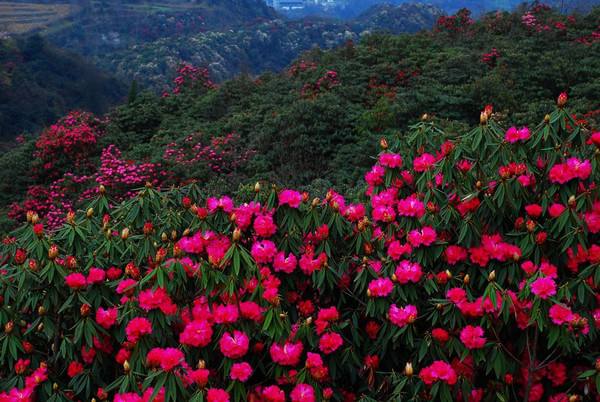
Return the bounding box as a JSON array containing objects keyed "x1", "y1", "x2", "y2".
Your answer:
[
  {"x1": 0, "y1": 35, "x2": 125, "y2": 141},
  {"x1": 0, "y1": 5, "x2": 598, "y2": 230},
  {"x1": 94, "y1": 3, "x2": 443, "y2": 87}
]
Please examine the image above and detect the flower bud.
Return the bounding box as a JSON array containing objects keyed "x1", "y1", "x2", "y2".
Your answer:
[
  {"x1": 568, "y1": 195, "x2": 576, "y2": 207},
  {"x1": 53, "y1": 383, "x2": 59, "y2": 392},
  {"x1": 197, "y1": 360, "x2": 206, "y2": 369},
  {"x1": 123, "y1": 360, "x2": 131, "y2": 373},
  {"x1": 404, "y1": 362, "x2": 413, "y2": 377},
  {"x1": 544, "y1": 114, "x2": 551, "y2": 124},
  {"x1": 445, "y1": 269, "x2": 452, "y2": 279},
  {"x1": 380, "y1": 138, "x2": 388, "y2": 150},
  {"x1": 80, "y1": 303, "x2": 91, "y2": 317},
  {"x1": 86, "y1": 208, "x2": 94, "y2": 218},
  {"x1": 488, "y1": 270, "x2": 496, "y2": 282},
  {"x1": 311, "y1": 198, "x2": 320, "y2": 208},
  {"x1": 232, "y1": 228, "x2": 242, "y2": 242},
  {"x1": 183, "y1": 228, "x2": 191, "y2": 237},
  {"x1": 66, "y1": 211, "x2": 76, "y2": 225},
  {"x1": 38, "y1": 306, "x2": 46, "y2": 316},
  {"x1": 121, "y1": 228, "x2": 129, "y2": 240},
  {"x1": 99, "y1": 184, "x2": 106, "y2": 194},
  {"x1": 463, "y1": 274, "x2": 470, "y2": 285},
  {"x1": 161, "y1": 232, "x2": 168, "y2": 242},
  {"x1": 480, "y1": 111, "x2": 488, "y2": 125},
  {"x1": 4, "y1": 321, "x2": 14, "y2": 333},
  {"x1": 36, "y1": 322, "x2": 44, "y2": 332},
  {"x1": 48, "y1": 244, "x2": 59, "y2": 260},
  {"x1": 254, "y1": 182, "x2": 261, "y2": 193},
  {"x1": 171, "y1": 230, "x2": 177, "y2": 241},
  {"x1": 557, "y1": 92, "x2": 568, "y2": 107},
  {"x1": 421, "y1": 113, "x2": 429, "y2": 121}
]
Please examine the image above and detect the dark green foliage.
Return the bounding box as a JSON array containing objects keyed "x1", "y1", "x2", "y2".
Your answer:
[{"x1": 0, "y1": 35, "x2": 125, "y2": 139}]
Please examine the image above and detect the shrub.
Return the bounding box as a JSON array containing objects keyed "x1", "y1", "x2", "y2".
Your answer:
[{"x1": 0, "y1": 98, "x2": 598, "y2": 401}]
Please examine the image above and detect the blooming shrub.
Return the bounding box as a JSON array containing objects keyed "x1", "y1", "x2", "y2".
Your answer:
[{"x1": 0, "y1": 97, "x2": 599, "y2": 401}]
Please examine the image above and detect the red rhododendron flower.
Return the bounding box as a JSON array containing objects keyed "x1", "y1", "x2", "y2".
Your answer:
[
  {"x1": 549, "y1": 304, "x2": 575, "y2": 325},
  {"x1": 67, "y1": 361, "x2": 84, "y2": 378},
  {"x1": 459, "y1": 325, "x2": 486, "y2": 349},
  {"x1": 65, "y1": 273, "x2": 87, "y2": 290},
  {"x1": 125, "y1": 317, "x2": 152, "y2": 343},
  {"x1": 262, "y1": 385, "x2": 286, "y2": 402},
  {"x1": 319, "y1": 332, "x2": 343, "y2": 354},
  {"x1": 207, "y1": 388, "x2": 230, "y2": 402},
  {"x1": 431, "y1": 328, "x2": 450, "y2": 343},
  {"x1": 95, "y1": 307, "x2": 118, "y2": 329}
]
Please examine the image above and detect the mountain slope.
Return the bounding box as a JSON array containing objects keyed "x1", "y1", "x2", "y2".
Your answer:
[
  {"x1": 94, "y1": 4, "x2": 443, "y2": 87},
  {"x1": 0, "y1": 35, "x2": 125, "y2": 140}
]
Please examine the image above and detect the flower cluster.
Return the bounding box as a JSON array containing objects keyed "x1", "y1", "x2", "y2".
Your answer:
[{"x1": 0, "y1": 101, "x2": 598, "y2": 402}]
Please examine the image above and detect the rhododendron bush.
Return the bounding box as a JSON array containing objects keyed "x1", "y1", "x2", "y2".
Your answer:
[{"x1": 1, "y1": 98, "x2": 599, "y2": 402}]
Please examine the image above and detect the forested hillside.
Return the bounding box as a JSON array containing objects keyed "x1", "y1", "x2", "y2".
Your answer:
[
  {"x1": 0, "y1": 5, "x2": 598, "y2": 230},
  {"x1": 0, "y1": 35, "x2": 125, "y2": 141}
]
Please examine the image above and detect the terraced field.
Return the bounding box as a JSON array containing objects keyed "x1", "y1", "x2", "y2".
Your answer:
[{"x1": 0, "y1": 2, "x2": 75, "y2": 34}]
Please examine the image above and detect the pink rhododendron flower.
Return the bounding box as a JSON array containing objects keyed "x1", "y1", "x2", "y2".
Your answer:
[
  {"x1": 270, "y1": 341, "x2": 303, "y2": 366},
  {"x1": 419, "y1": 361, "x2": 457, "y2": 385},
  {"x1": 251, "y1": 240, "x2": 277, "y2": 264},
  {"x1": 230, "y1": 362, "x2": 253, "y2": 382},
  {"x1": 279, "y1": 189, "x2": 303, "y2": 208},
  {"x1": 407, "y1": 226, "x2": 437, "y2": 247},
  {"x1": 413, "y1": 153, "x2": 436, "y2": 172},
  {"x1": 219, "y1": 331, "x2": 249, "y2": 359},
  {"x1": 379, "y1": 152, "x2": 403, "y2": 168},
  {"x1": 254, "y1": 214, "x2": 277, "y2": 237},
  {"x1": 530, "y1": 277, "x2": 556, "y2": 299},
  {"x1": 389, "y1": 304, "x2": 417, "y2": 327},
  {"x1": 368, "y1": 277, "x2": 394, "y2": 297},
  {"x1": 290, "y1": 384, "x2": 315, "y2": 402},
  {"x1": 273, "y1": 251, "x2": 297, "y2": 273},
  {"x1": 397, "y1": 194, "x2": 425, "y2": 218},
  {"x1": 394, "y1": 260, "x2": 423, "y2": 284},
  {"x1": 505, "y1": 126, "x2": 531, "y2": 143},
  {"x1": 179, "y1": 320, "x2": 213, "y2": 347}
]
